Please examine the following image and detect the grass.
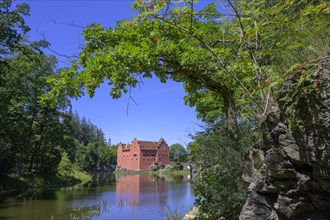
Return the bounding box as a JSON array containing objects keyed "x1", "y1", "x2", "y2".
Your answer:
[
  {"x1": 0, "y1": 169, "x2": 92, "y2": 196},
  {"x1": 72, "y1": 169, "x2": 92, "y2": 184}
]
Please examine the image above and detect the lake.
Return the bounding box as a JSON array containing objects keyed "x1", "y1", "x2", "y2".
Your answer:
[{"x1": 0, "y1": 173, "x2": 195, "y2": 219}]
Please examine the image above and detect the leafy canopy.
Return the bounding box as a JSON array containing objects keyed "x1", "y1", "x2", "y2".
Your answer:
[
  {"x1": 169, "y1": 143, "x2": 188, "y2": 162},
  {"x1": 45, "y1": 0, "x2": 329, "y2": 122},
  {"x1": 0, "y1": 0, "x2": 30, "y2": 56}
]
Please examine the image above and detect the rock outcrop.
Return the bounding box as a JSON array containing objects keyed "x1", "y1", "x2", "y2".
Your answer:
[
  {"x1": 115, "y1": 165, "x2": 128, "y2": 171},
  {"x1": 182, "y1": 207, "x2": 199, "y2": 220},
  {"x1": 164, "y1": 162, "x2": 183, "y2": 171},
  {"x1": 149, "y1": 162, "x2": 165, "y2": 171},
  {"x1": 240, "y1": 59, "x2": 330, "y2": 219}
]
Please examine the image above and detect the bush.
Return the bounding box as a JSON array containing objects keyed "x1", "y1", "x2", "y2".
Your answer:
[{"x1": 189, "y1": 120, "x2": 257, "y2": 219}]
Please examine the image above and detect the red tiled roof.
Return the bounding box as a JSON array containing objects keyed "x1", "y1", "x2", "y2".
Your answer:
[{"x1": 138, "y1": 141, "x2": 158, "y2": 150}]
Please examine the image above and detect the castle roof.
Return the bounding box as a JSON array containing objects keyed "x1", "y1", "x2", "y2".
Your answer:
[{"x1": 138, "y1": 141, "x2": 158, "y2": 150}]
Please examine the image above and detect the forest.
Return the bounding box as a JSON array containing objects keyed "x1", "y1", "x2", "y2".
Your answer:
[
  {"x1": 1, "y1": 0, "x2": 329, "y2": 219},
  {"x1": 0, "y1": 0, "x2": 116, "y2": 179}
]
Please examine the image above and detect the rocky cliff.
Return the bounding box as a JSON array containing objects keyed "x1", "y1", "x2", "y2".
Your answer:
[{"x1": 240, "y1": 59, "x2": 330, "y2": 219}]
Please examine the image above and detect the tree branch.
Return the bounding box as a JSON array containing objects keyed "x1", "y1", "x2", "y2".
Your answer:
[
  {"x1": 153, "y1": 14, "x2": 264, "y2": 112},
  {"x1": 126, "y1": 85, "x2": 139, "y2": 115},
  {"x1": 37, "y1": 30, "x2": 79, "y2": 59},
  {"x1": 48, "y1": 16, "x2": 86, "y2": 29}
]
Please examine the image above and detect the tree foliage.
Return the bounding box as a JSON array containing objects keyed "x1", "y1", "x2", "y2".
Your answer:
[
  {"x1": 169, "y1": 143, "x2": 188, "y2": 162},
  {"x1": 0, "y1": 0, "x2": 30, "y2": 56},
  {"x1": 0, "y1": 42, "x2": 65, "y2": 173},
  {"x1": 65, "y1": 111, "x2": 117, "y2": 171},
  {"x1": 45, "y1": 0, "x2": 329, "y2": 124},
  {"x1": 188, "y1": 120, "x2": 258, "y2": 219},
  {"x1": 58, "y1": 152, "x2": 73, "y2": 178},
  {"x1": 0, "y1": 0, "x2": 116, "y2": 175}
]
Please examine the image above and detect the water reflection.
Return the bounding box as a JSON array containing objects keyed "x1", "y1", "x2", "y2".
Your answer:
[
  {"x1": 116, "y1": 174, "x2": 170, "y2": 208},
  {"x1": 0, "y1": 173, "x2": 194, "y2": 220}
]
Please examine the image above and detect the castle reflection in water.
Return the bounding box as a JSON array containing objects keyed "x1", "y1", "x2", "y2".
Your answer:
[{"x1": 115, "y1": 174, "x2": 187, "y2": 209}]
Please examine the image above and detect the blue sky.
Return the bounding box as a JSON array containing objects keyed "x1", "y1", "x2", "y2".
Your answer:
[{"x1": 20, "y1": 0, "x2": 202, "y2": 146}]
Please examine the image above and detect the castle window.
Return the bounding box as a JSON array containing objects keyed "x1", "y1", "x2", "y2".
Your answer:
[
  {"x1": 152, "y1": 154, "x2": 154, "y2": 157},
  {"x1": 133, "y1": 153, "x2": 137, "y2": 157}
]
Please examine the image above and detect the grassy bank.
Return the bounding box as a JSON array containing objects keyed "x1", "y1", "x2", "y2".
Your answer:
[{"x1": 0, "y1": 170, "x2": 92, "y2": 196}]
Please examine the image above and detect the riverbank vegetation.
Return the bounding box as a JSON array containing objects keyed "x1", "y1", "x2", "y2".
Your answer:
[
  {"x1": 0, "y1": 170, "x2": 91, "y2": 196},
  {"x1": 188, "y1": 120, "x2": 258, "y2": 218},
  {"x1": 0, "y1": 0, "x2": 116, "y2": 194}
]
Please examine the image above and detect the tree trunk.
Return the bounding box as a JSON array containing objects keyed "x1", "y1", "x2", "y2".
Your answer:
[{"x1": 223, "y1": 89, "x2": 239, "y2": 142}]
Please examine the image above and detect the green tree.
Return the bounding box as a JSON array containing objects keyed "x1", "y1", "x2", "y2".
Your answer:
[
  {"x1": 0, "y1": 0, "x2": 114, "y2": 175},
  {"x1": 0, "y1": 0, "x2": 30, "y2": 56},
  {"x1": 169, "y1": 143, "x2": 188, "y2": 162},
  {"x1": 0, "y1": 0, "x2": 30, "y2": 174},
  {"x1": 189, "y1": 120, "x2": 257, "y2": 219},
  {"x1": 98, "y1": 146, "x2": 117, "y2": 167},
  {"x1": 58, "y1": 152, "x2": 73, "y2": 178},
  {"x1": 0, "y1": 46, "x2": 68, "y2": 173}
]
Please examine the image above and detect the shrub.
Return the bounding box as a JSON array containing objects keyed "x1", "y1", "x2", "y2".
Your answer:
[{"x1": 189, "y1": 120, "x2": 258, "y2": 219}]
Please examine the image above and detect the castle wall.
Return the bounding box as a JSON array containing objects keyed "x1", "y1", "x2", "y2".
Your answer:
[{"x1": 117, "y1": 138, "x2": 170, "y2": 171}]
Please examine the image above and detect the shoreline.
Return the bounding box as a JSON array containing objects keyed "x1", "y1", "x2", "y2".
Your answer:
[{"x1": 0, "y1": 171, "x2": 92, "y2": 197}]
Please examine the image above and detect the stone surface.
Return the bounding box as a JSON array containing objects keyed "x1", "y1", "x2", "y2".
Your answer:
[
  {"x1": 182, "y1": 207, "x2": 199, "y2": 220},
  {"x1": 149, "y1": 162, "x2": 165, "y2": 171},
  {"x1": 240, "y1": 59, "x2": 330, "y2": 219},
  {"x1": 115, "y1": 165, "x2": 127, "y2": 171},
  {"x1": 164, "y1": 162, "x2": 183, "y2": 171}
]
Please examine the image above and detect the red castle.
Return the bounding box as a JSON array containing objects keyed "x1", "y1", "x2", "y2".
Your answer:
[{"x1": 117, "y1": 138, "x2": 170, "y2": 170}]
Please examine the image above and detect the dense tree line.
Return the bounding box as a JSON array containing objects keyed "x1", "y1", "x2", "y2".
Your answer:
[
  {"x1": 0, "y1": 0, "x2": 116, "y2": 175},
  {"x1": 63, "y1": 111, "x2": 117, "y2": 171},
  {"x1": 169, "y1": 143, "x2": 188, "y2": 163}
]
